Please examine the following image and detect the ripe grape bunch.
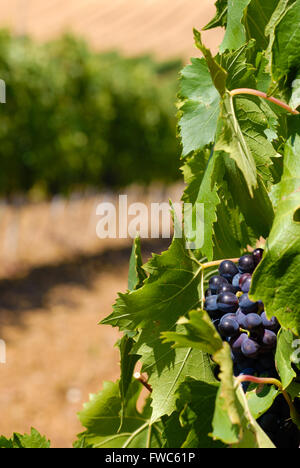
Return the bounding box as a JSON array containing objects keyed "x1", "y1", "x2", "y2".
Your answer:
[{"x1": 204, "y1": 249, "x2": 300, "y2": 448}]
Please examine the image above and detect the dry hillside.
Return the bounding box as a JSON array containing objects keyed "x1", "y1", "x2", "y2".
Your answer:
[{"x1": 0, "y1": 0, "x2": 223, "y2": 59}]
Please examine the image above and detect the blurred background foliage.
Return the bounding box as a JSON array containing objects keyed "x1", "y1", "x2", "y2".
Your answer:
[{"x1": 0, "y1": 30, "x2": 181, "y2": 197}]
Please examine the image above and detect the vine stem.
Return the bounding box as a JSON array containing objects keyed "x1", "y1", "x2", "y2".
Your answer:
[
  {"x1": 202, "y1": 257, "x2": 239, "y2": 270},
  {"x1": 230, "y1": 88, "x2": 299, "y2": 115},
  {"x1": 134, "y1": 372, "x2": 153, "y2": 393},
  {"x1": 236, "y1": 375, "x2": 300, "y2": 426}
]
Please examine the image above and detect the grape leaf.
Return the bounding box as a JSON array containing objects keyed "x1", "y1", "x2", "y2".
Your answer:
[
  {"x1": 128, "y1": 236, "x2": 147, "y2": 291},
  {"x1": 75, "y1": 381, "x2": 162, "y2": 448},
  {"x1": 203, "y1": 0, "x2": 228, "y2": 30},
  {"x1": 215, "y1": 94, "x2": 258, "y2": 195},
  {"x1": 0, "y1": 428, "x2": 50, "y2": 448},
  {"x1": 219, "y1": 0, "x2": 252, "y2": 53},
  {"x1": 118, "y1": 335, "x2": 140, "y2": 426},
  {"x1": 222, "y1": 154, "x2": 274, "y2": 239},
  {"x1": 275, "y1": 328, "x2": 297, "y2": 388},
  {"x1": 270, "y1": 0, "x2": 300, "y2": 82},
  {"x1": 250, "y1": 134, "x2": 300, "y2": 335},
  {"x1": 290, "y1": 76, "x2": 300, "y2": 110},
  {"x1": 166, "y1": 378, "x2": 224, "y2": 448},
  {"x1": 102, "y1": 232, "x2": 217, "y2": 422},
  {"x1": 161, "y1": 309, "x2": 223, "y2": 355},
  {"x1": 244, "y1": 0, "x2": 281, "y2": 50},
  {"x1": 194, "y1": 30, "x2": 227, "y2": 97},
  {"x1": 178, "y1": 58, "x2": 221, "y2": 156},
  {"x1": 144, "y1": 345, "x2": 215, "y2": 423},
  {"x1": 246, "y1": 383, "x2": 279, "y2": 419},
  {"x1": 183, "y1": 151, "x2": 221, "y2": 258}
]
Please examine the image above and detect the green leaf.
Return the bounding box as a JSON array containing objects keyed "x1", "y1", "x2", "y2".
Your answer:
[
  {"x1": 184, "y1": 151, "x2": 222, "y2": 258},
  {"x1": 179, "y1": 58, "x2": 221, "y2": 156},
  {"x1": 223, "y1": 156, "x2": 274, "y2": 240},
  {"x1": 211, "y1": 344, "x2": 275, "y2": 447},
  {"x1": 275, "y1": 329, "x2": 297, "y2": 388},
  {"x1": 264, "y1": 0, "x2": 295, "y2": 77},
  {"x1": 101, "y1": 234, "x2": 202, "y2": 331},
  {"x1": 146, "y1": 345, "x2": 215, "y2": 423},
  {"x1": 215, "y1": 94, "x2": 258, "y2": 196},
  {"x1": 244, "y1": 0, "x2": 281, "y2": 50},
  {"x1": 194, "y1": 30, "x2": 227, "y2": 97},
  {"x1": 0, "y1": 428, "x2": 50, "y2": 448},
  {"x1": 203, "y1": 0, "x2": 228, "y2": 30},
  {"x1": 271, "y1": 0, "x2": 300, "y2": 82},
  {"x1": 75, "y1": 381, "x2": 162, "y2": 448},
  {"x1": 220, "y1": 42, "x2": 257, "y2": 91},
  {"x1": 171, "y1": 378, "x2": 224, "y2": 448},
  {"x1": 220, "y1": 0, "x2": 252, "y2": 53},
  {"x1": 162, "y1": 309, "x2": 223, "y2": 355},
  {"x1": 128, "y1": 236, "x2": 147, "y2": 291},
  {"x1": 290, "y1": 76, "x2": 300, "y2": 110},
  {"x1": 250, "y1": 134, "x2": 300, "y2": 335},
  {"x1": 118, "y1": 335, "x2": 140, "y2": 426},
  {"x1": 246, "y1": 383, "x2": 279, "y2": 419},
  {"x1": 102, "y1": 234, "x2": 216, "y2": 422}
]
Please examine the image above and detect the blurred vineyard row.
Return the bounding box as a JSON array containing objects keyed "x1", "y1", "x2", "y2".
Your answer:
[{"x1": 0, "y1": 30, "x2": 181, "y2": 197}]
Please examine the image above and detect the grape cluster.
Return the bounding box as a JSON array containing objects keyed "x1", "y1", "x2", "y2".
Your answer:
[{"x1": 204, "y1": 248, "x2": 300, "y2": 448}]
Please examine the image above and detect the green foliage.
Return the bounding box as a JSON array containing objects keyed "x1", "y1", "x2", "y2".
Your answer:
[
  {"x1": 95, "y1": 0, "x2": 300, "y2": 449},
  {"x1": 0, "y1": 428, "x2": 50, "y2": 448},
  {"x1": 74, "y1": 380, "x2": 163, "y2": 448},
  {"x1": 0, "y1": 31, "x2": 180, "y2": 196},
  {"x1": 251, "y1": 134, "x2": 300, "y2": 335}
]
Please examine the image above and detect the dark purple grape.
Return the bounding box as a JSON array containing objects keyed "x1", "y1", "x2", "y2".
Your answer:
[
  {"x1": 238, "y1": 254, "x2": 255, "y2": 274},
  {"x1": 239, "y1": 273, "x2": 252, "y2": 288},
  {"x1": 230, "y1": 333, "x2": 248, "y2": 354},
  {"x1": 244, "y1": 313, "x2": 263, "y2": 332},
  {"x1": 239, "y1": 293, "x2": 259, "y2": 314},
  {"x1": 241, "y1": 276, "x2": 252, "y2": 293},
  {"x1": 241, "y1": 337, "x2": 261, "y2": 358},
  {"x1": 261, "y1": 312, "x2": 280, "y2": 332},
  {"x1": 222, "y1": 312, "x2": 237, "y2": 320},
  {"x1": 252, "y1": 248, "x2": 264, "y2": 266},
  {"x1": 232, "y1": 273, "x2": 242, "y2": 291},
  {"x1": 204, "y1": 295, "x2": 219, "y2": 319},
  {"x1": 219, "y1": 260, "x2": 239, "y2": 282},
  {"x1": 209, "y1": 275, "x2": 228, "y2": 295},
  {"x1": 218, "y1": 316, "x2": 240, "y2": 337},
  {"x1": 217, "y1": 283, "x2": 237, "y2": 294},
  {"x1": 217, "y1": 292, "x2": 239, "y2": 314},
  {"x1": 261, "y1": 329, "x2": 277, "y2": 350},
  {"x1": 236, "y1": 308, "x2": 247, "y2": 328}
]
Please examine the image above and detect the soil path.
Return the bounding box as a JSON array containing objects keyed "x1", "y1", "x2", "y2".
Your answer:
[{"x1": 0, "y1": 240, "x2": 169, "y2": 447}]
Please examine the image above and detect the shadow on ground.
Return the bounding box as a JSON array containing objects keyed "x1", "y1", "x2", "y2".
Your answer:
[{"x1": 0, "y1": 239, "x2": 170, "y2": 326}]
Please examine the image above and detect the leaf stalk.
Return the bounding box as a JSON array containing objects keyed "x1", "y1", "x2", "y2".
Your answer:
[{"x1": 230, "y1": 88, "x2": 299, "y2": 115}]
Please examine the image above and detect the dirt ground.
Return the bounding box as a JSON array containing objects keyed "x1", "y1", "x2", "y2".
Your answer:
[{"x1": 0, "y1": 239, "x2": 170, "y2": 447}]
